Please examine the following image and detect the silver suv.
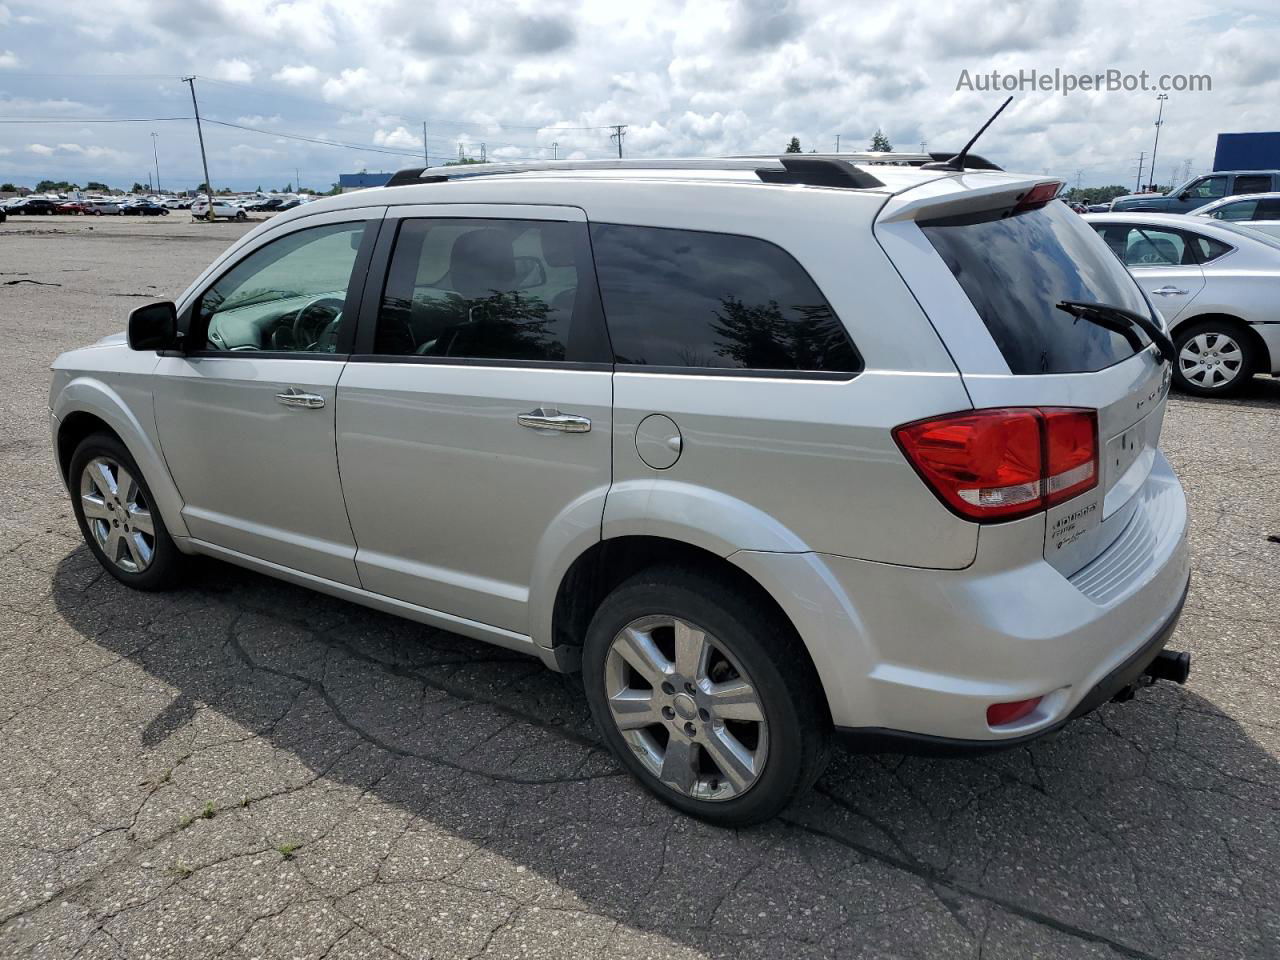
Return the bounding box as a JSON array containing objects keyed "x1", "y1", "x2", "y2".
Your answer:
[{"x1": 49, "y1": 156, "x2": 1192, "y2": 825}]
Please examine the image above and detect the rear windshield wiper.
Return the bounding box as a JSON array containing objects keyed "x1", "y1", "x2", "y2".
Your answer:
[{"x1": 1055, "y1": 300, "x2": 1177, "y2": 365}]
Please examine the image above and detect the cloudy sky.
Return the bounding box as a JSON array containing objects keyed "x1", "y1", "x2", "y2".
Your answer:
[{"x1": 0, "y1": 0, "x2": 1276, "y2": 192}]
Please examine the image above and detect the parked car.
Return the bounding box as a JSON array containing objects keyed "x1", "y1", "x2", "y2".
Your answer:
[
  {"x1": 1188, "y1": 192, "x2": 1280, "y2": 239},
  {"x1": 121, "y1": 200, "x2": 170, "y2": 216},
  {"x1": 1085, "y1": 211, "x2": 1280, "y2": 395},
  {"x1": 190, "y1": 198, "x2": 247, "y2": 221},
  {"x1": 1110, "y1": 170, "x2": 1280, "y2": 213},
  {"x1": 10, "y1": 197, "x2": 60, "y2": 214},
  {"x1": 55, "y1": 201, "x2": 92, "y2": 215},
  {"x1": 50, "y1": 157, "x2": 1192, "y2": 825},
  {"x1": 86, "y1": 200, "x2": 122, "y2": 215},
  {"x1": 0, "y1": 206, "x2": 6, "y2": 224}
]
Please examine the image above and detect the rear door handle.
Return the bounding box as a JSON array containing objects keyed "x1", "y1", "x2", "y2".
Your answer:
[
  {"x1": 517, "y1": 407, "x2": 591, "y2": 433},
  {"x1": 1151, "y1": 285, "x2": 1189, "y2": 296},
  {"x1": 276, "y1": 388, "x2": 325, "y2": 409}
]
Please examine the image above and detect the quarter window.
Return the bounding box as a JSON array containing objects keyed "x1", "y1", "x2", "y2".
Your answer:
[
  {"x1": 197, "y1": 222, "x2": 367, "y2": 353},
  {"x1": 590, "y1": 224, "x2": 860, "y2": 374},
  {"x1": 1256, "y1": 198, "x2": 1280, "y2": 219},
  {"x1": 372, "y1": 218, "x2": 607, "y2": 363}
]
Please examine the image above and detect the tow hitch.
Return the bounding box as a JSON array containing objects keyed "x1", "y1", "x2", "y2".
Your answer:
[{"x1": 1111, "y1": 649, "x2": 1191, "y2": 703}]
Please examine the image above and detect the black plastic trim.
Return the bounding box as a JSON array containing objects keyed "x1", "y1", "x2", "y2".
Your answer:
[
  {"x1": 614, "y1": 363, "x2": 856, "y2": 381},
  {"x1": 833, "y1": 574, "x2": 1190, "y2": 757},
  {"x1": 755, "y1": 157, "x2": 884, "y2": 189},
  {"x1": 346, "y1": 354, "x2": 613, "y2": 373}
]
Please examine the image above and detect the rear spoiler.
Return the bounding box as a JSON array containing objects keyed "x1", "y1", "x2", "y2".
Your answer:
[{"x1": 876, "y1": 176, "x2": 1065, "y2": 225}]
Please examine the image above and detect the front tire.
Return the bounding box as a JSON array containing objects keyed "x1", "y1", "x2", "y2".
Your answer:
[
  {"x1": 68, "y1": 433, "x2": 183, "y2": 590},
  {"x1": 1173, "y1": 320, "x2": 1256, "y2": 397},
  {"x1": 582, "y1": 566, "x2": 829, "y2": 826},
  {"x1": 235, "y1": 211, "x2": 247, "y2": 222}
]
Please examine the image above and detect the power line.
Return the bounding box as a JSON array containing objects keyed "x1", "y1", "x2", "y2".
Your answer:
[{"x1": 0, "y1": 116, "x2": 192, "y2": 123}]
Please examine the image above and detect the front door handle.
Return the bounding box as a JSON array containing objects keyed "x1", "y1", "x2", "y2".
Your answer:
[
  {"x1": 276, "y1": 388, "x2": 325, "y2": 409},
  {"x1": 1150, "y1": 285, "x2": 1189, "y2": 296},
  {"x1": 517, "y1": 407, "x2": 591, "y2": 433}
]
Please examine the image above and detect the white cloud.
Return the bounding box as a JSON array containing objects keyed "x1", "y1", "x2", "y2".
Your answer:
[
  {"x1": 0, "y1": 50, "x2": 19, "y2": 68},
  {"x1": 210, "y1": 58, "x2": 254, "y2": 84},
  {"x1": 273, "y1": 64, "x2": 320, "y2": 86},
  {"x1": 27, "y1": 143, "x2": 55, "y2": 156},
  {"x1": 373, "y1": 126, "x2": 421, "y2": 150}
]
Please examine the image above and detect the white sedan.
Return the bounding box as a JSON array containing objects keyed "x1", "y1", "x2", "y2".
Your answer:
[
  {"x1": 190, "y1": 198, "x2": 247, "y2": 221},
  {"x1": 1084, "y1": 212, "x2": 1280, "y2": 396},
  {"x1": 1190, "y1": 192, "x2": 1280, "y2": 240}
]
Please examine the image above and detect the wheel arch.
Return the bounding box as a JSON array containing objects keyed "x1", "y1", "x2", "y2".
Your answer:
[
  {"x1": 548, "y1": 534, "x2": 835, "y2": 727},
  {"x1": 52, "y1": 379, "x2": 190, "y2": 539}
]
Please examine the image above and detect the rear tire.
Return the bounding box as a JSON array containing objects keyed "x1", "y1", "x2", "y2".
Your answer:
[
  {"x1": 1173, "y1": 320, "x2": 1256, "y2": 397},
  {"x1": 69, "y1": 433, "x2": 183, "y2": 591},
  {"x1": 582, "y1": 566, "x2": 829, "y2": 826},
  {"x1": 235, "y1": 211, "x2": 247, "y2": 222}
]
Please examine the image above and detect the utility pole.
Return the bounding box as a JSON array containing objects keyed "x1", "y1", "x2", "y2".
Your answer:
[
  {"x1": 182, "y1": 77, "x2": 214, "y2": 219},
  {"x1": 1149, "y1": 93, "x2": 1168, "y2": 191},
  {"x1": 422, "y1": 122, "x2": 429, "y2": 168},
  {"x1": 150, "y1": 131, "x2": 161, "y2": 194},
  {"x1": 1134, "y1": 151, "x2": 1146, "y2": 193},
  {"x1": 919, "y1": 139, "x2": 928, "y2": 154},
  {"x1": 834, "y1": 134, "x2": 840, "y2": 153},
  {"x1": 295, "y1": 167, "x2": 300, "y2": 193},
  {"x1": 552, "y1": 141, "x2": 558, "y2": 160},
  {"x1": 480, "y1": 142, "x2": 486, "y2": 163},
  {"x1": 1075, "y1": 168, "x2": 1084, "y2": 191},
  {"x1": 610, "y1": 124, "x2": 627, "y2": 159}
]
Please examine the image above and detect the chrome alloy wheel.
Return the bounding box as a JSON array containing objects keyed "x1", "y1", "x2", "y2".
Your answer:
[
  {"x1": 604, "y1": 615, "x2": 768, "y2": 802},
  {"x1": 79, "y1": 457, "x2": 155, "y2": 573},
  {"x1": 1179, "y1": 331, "x2": 1244, "y2": 389}
]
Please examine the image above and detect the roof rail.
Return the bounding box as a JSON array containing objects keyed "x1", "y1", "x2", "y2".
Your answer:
[{"x1": 383, "y1": 156, "x2": 887, "y2": 190}]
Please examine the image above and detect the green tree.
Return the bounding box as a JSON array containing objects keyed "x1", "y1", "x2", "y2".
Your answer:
[
  {"x1": 36, "y1": 179, "x2": 81, "y2": 192},
  {"x1": 281, "y1": 183, "x2": 293, "y2": 192},
  {"x1": 1, "y1": 183, "x2": 18, "y2": 192},
  {"x1": 130, "y1": 182, "x2": 147, "y2": 193},
  {"x1": 444, "y1": 157, "x2": 485, "y2": 166},
  {"x1": 85, "y1": 181, "x2": 111, "y2": 192},
  {"x1": 784, "y1": 137, "x2": 802, "y2": 154},
  {"x1": 1064, "y1": 184, "x2": 1132, "y2": 205},
  {"x1": 869, "y1": 129, "x2": 892, "y2": 152}
]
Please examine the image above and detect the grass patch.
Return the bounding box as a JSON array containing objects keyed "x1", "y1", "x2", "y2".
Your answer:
[{"x1": 276, "y1": 842, "x2": 301, "y2": 860}]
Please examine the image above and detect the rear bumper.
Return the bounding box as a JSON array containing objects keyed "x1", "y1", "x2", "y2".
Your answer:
[
  {"x1": 731, "y1": 451, "x2": 1190, "y2": 741},
  {"x1": 833, "y1": 573, "x2": 1188, "y2": 755}
]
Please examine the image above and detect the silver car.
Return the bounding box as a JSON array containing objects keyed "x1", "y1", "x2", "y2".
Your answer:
[
  {"x1": 1085, "y1": 211, "x2": 1280, "y2": 395},
  {"x1": 1190, "y1": 192, "x2": 1280, "y2": 240},
  {"x1": 50, "y1": 158, "x2": 1192, "y2": 824}
]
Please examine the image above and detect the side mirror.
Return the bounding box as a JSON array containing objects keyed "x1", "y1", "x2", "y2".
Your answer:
[
  {"x1": 1178, "y1": 191, "x2": 1192, "y2": 201},
  {"x1": 127, "y1": 300, "x2": 180, "y2": 351}
]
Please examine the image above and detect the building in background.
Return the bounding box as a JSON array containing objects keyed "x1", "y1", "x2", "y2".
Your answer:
[
  {"x1": 1213, "y1": 132, "x2": 1280, "y2": 171},
  {"x1": 339, "y1": 172, "x2": 394, "y2": 192}
]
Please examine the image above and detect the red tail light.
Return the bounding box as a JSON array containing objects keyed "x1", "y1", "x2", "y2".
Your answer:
[
  {"x1": 987, "y1": 697, "x2": 1043, "y2": 727},
  {"x1": 894, "y1": 407, "x2": 1098, "y2": 522}
]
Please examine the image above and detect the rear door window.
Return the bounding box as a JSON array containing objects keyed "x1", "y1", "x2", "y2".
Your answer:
[
  {"x1": 920, "y1": 201, "x2": 1153, "y2": 375},
  {"x1": 372, "y1": 218, "x2": 609, "y2": 363},
  {"x1": 1209, "y1": 199, "x2": 1258, "y2": 221},
  {"x1": 1232, "y1": 175, "x2": 1272, "y2": 194},
  {"x1": 590, "y1": 223, "x2": 860, "y2": 374}
]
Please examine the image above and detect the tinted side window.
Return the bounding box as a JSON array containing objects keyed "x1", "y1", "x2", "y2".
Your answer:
[
  {"x1": 1188, "y1": 233, "x2": 1233, "y2": 263},
  {"x1": 1117, "y1": 226, "x2": 1192, "y2": 267},
  {"x1": 373, "y1": 218, "x2": 607, "y2": 363},
  {"x1": 1210, "y1": 199, "x2": 1257, "y2": 221},
  {"x1": 198, "y1": 221, "x2": 366, "y2": 353},
  {"x1": 590, "y1": 224, "x2": 860, "y2": 374},
  {"x1": 1232, "y1": 175, "x2": 1272, "y2": 194},
  {"x1": 1188, "y1": 176, "x2": 1228, "y2": 200},
  {"x1": 1256, "y1": 198, "x2": 1280, "y2": 219}
]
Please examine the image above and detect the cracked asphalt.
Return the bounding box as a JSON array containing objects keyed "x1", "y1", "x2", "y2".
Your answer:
[{"x1": 2, "y1": 216, "x2": 1279, "y2": 959}]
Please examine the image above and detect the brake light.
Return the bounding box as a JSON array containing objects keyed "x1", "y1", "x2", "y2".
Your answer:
[
  {"x1": 1014, "y1": 181, "x2": 1063, "y2": 212},
  {"x1": 894, "y1": 407, "x2": 1098, "y2": 522}
]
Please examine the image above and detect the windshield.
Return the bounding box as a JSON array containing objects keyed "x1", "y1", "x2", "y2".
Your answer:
[{"x1": 921, "y1": 199, "x2": 1154, "y2": 374}]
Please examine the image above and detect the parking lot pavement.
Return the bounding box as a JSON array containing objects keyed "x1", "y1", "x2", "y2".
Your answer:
[{"x1": 1, "y1": 216, "x2": 1278, "y2": 960}]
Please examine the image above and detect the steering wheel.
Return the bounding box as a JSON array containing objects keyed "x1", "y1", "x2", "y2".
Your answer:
[{"x1": 293, "y1": 296, "x2": 345, "y2": 351}]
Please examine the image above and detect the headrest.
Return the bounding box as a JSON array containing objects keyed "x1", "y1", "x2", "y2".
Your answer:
[{"x1": 450, "y1": 229, "x2": 515, "y2": 299}]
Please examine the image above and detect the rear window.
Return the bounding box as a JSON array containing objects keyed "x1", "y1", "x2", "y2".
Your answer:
[
  {"x1": 921, "y1": 201, "x2": 1152, "y2": 375},
  {"x1": 590, "y1": 223, "x2": 861, "y2": 375}
]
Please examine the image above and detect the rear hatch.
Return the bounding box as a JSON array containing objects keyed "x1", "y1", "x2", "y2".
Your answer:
[{"x1": 874, "y1": 174, "x2": 1172, "y2": 576}]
